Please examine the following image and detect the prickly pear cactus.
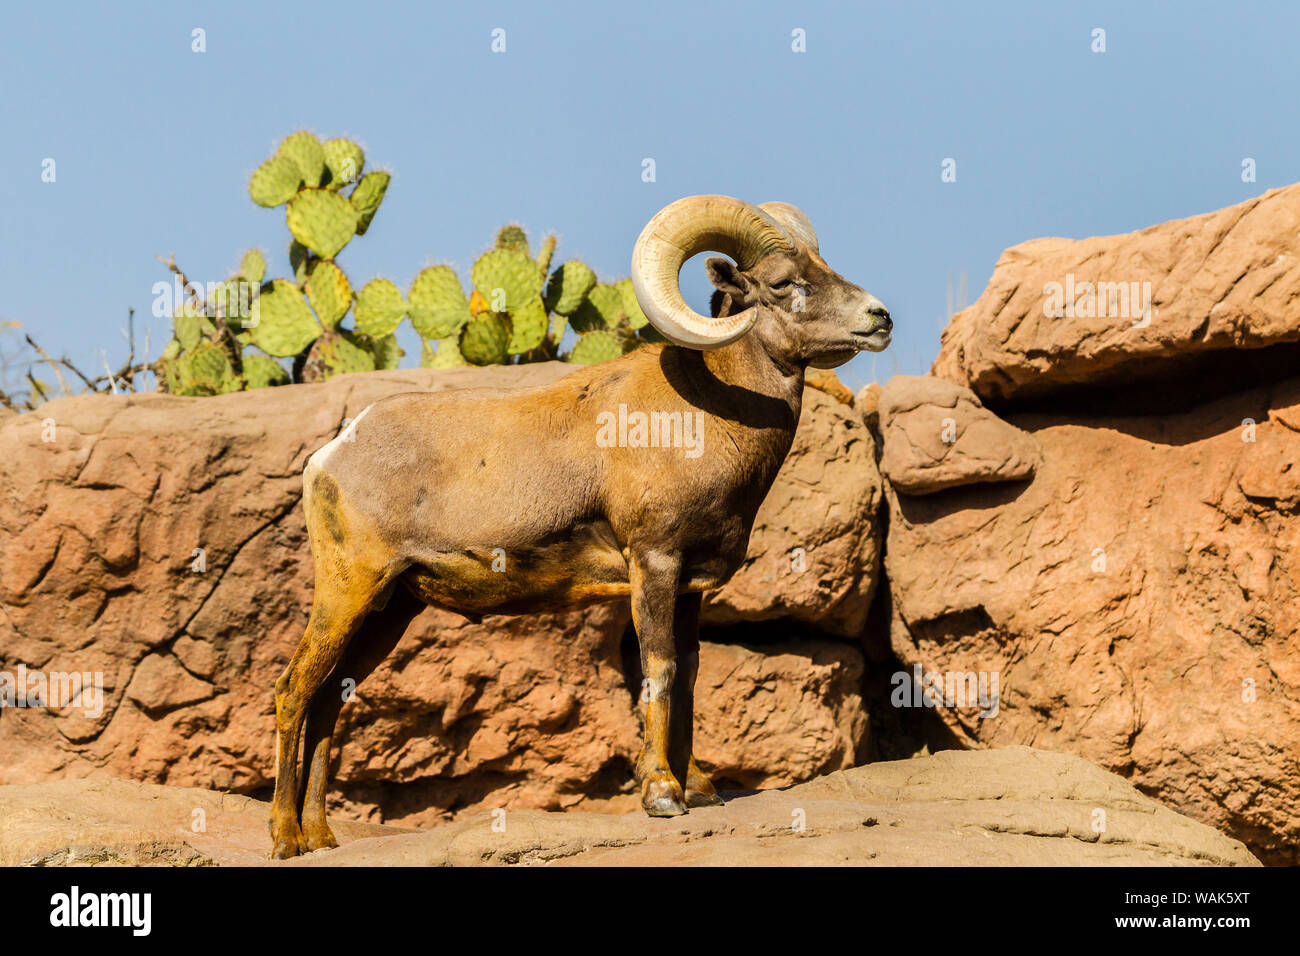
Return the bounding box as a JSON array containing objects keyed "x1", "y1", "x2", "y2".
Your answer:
[
  {"x1": 240, "y1": 249, "x2": 267, "y2": 286},
  {"x1": 506, "y1": 297, "x2": 548, "y2": 354},
  {"x1": 287, "y1": 189, "x2": 359, "y2": 259},
  {"x1": 242, "y1": 353, "x2": 291, "y2": 389},
  {"x1": 536, "y1": 234, "x2": 556, "y2": 277},
  {"x1": 160, "y1": 341, "x2": 243, "y2": 395},
  {"x1": 408, "y1": 265, "x2": 472, "y2": 340},
  {"x1": 305, "y1": 260, "x2": 353, "y2": 330},
  {"x1": 251, "y1": 280, "x2": 321, "y2": 357},
  {"x1": 568, "y1": 330, "x2": 626, "y2": 365},
  {"x1": 161, "y1": 130, "x2": 653, "y2": 396},
  {"x1": 354, "y1": 278, "x2": 407, "y2": 337},
  {"x1": 459, "y1": 313, "x2": 511, "y2": 365},
  {"x1": 544, "y1": 260, "x2": 598, "y2": 316},
  {"x1": 322, "y1": 138, "x2": 365, "y2": 189},
  {"x1": 424, "y1": 336, "x2": 466, "y2": 369},
  {"x1": 318, "y1": 331, "x2": 376, "y2": 378},
  {"x1": 495, "y1": 224, "x2": 530, "y2": 257},
  {"x1": 278, "y1": 131, "x2": 326, "y2": 189},
  {"x1": 570, "y1": 283, "x2": 626, "y2": 333},
  {"x1": 350, "y1": 171, "x2": 390, "y2": 235},
  {"x1": 249, "y1": 155, "x2": 303, "y2": 208},
  {"x1": 365, "y1": 333, "x2": 404, "y2": 370},
  {"x1": 472, "y1": 248, "x2": 543, "y2": 313},
  {"x1": 615, "y1": 278, "x2": 649, "y2": 329}
]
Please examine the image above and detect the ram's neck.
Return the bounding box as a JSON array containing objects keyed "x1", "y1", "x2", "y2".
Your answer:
[
  {"x1": 706, "y1": 334, "x2": 805, "y2": 417},
  {"x1": 666, "y1": 337, "x2": 805, "y2": 461}
]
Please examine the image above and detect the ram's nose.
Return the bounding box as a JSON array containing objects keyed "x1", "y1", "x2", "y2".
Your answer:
[
  {"x1": 851, "y1": 296, "x2": 893, "y2": 352},
  {"x1": 865, "y1": 297, "x2": 892, "y2": 335}
]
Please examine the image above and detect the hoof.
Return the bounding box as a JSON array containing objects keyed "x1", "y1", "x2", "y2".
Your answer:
[
  {"x1": 685, "y1": 760, "x2": 724, "y2": 808},
  {"x1": 271, "y1": 835, "x2": 303, "y2": 859},
  {"x1": 641, "y1": 775, "x2": 688, "y2": 817},
  {"x1": 301, "y1": 824, "x2": 339, "y2": 852},
  {"x1": 269, "y1": 818, "x2": 305, "y2": 859},
  {"x1": 686, "y1": 789, "x2": 725, "y2": 808}
]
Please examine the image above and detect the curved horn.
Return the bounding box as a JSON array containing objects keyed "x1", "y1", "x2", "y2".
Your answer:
[
  {"x1": 631, "y1": 195, "x2": 795, "y2": 349},
  {"x1": 759, "y1": 202, "x2": 818, "y2": 255}
]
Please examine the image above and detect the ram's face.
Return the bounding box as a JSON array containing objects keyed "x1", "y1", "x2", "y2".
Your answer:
[{"x1": 707, "y1": 246, "x2": 892, "y2": 370}]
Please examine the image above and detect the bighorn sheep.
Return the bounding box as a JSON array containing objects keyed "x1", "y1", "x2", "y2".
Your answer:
[{"x1": 269, "y1": 195, "x2": 891, "y2": 857}]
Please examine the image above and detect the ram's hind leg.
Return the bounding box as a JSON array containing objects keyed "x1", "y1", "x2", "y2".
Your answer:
[
  {"x1": 271, "y1": 558, "x2": 390, "y2": 859},
  {"x1": 270, "y1": 466, "x2": 398, "y2": 859},
  {"x1": 298, "y1": 584, "x2": 425, "y2": 851}
]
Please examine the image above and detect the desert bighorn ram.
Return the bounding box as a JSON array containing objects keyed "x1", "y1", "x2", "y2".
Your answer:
[{"x1": 270, "y1": 195, "x2": 892, "y2": 857}]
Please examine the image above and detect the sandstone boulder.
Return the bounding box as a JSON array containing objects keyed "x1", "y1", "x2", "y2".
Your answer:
[
  {"x1": 0, "y1": 363, "x2": 876, "y2": 826},
  {"x1": 880, "y1": 377, "x2": 1300, "y2": 864},
  {"x1": 877, "y1": 375, "x2": 1039, "y2": 495},
  {"x1": 933, "y1": 183, "x2": 1300, "y2": 402},
  {"x1": 0, "y1": 748, "x2": 1257, "y2": 866},
  {"x1": 702, "y1": 386, "x2": 883, "y2": 637}
]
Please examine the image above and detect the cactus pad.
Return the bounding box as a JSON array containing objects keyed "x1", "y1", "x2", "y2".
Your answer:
[
  {"x1": 168, "y1": 341, "x2": 241, "y2": 395},
  {"x1": 495, "y1": 224, "x2": 530, "y2": 257},
  {"x1": 248, "y1": 154, "x2": 303, "y2": 208},
  {"x1": 570, "y1": 282, "x2": 625, "y2": 332},
  {"x1": 305, "y1": 260, "x2": 353, "y2": 330},
  {"x1": 173, "y1": 306, "x2": 204, "y2": 352},
  {"x1": 568, "y1": 330, "x2": 625, "y2": 365},
  {"x1": 362, "y1": 332, "x2": 403, "y2": 370},
  {"x1": 471, "y1": 248, "x2": 542, "y2": 313},
  {"x1": 426, "y1": 336, "x2": 467, "y2": 368},
  {"x1": 459, "y1": 313, "x2": 511, "y2": 365},
  {"x1": 211, "y1": 279, "x2": 255, "y2": 326},
  {"x1": 408, "y1": 265, "x2": 472, "y2": 340},
  {"x1": 350, "y1": 171, "x2": 390, "y2": 235},
  {"x1": 277, "y1": 131, "x2": 326, "y2": 188},
  {"x1": 239, "y1": 249, "x2": 266, "y2": 286},
  {"x1": 543, "y1": 260, "x2": 597, "y2": 316},
  {"x1": 322, "y1": 138, "x2": 365, "y2": 189},
  {"x1": 536, "y1": 234, "x2": 557, "y2": 277},
  {"x1": 507, "y1": 297, "x2": 548, "y2": 354},
  {"x1": 318, "y1": 331, "x2": 376, "y2": 379},
  {"x1": 250, "y1": 279, "x2": 321, "y2": 357},
  {"x1": 353, "y1": 278, "x2": 407, "y2": 337},
  {"x1": 286, "y1": 188, "x2": 359, "y2": 259},
  {"x1": 242, "y1": 353, "x2": 290, "y2": 389},
  {"x1": 615, "y1": 278, "x2": 649, "y2": 329}
]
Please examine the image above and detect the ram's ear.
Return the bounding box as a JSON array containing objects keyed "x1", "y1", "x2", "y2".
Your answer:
[{"x1": 705, "y1": 257, "x2": 750, "y2": 299}]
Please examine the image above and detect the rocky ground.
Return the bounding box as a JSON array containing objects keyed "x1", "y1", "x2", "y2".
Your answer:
[{"x1": 0, "y1": 748, "x2": 1258, "y2": 867}]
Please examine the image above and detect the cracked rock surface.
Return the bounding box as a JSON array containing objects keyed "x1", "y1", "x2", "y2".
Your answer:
[{"x1": 0, "y1": 748, "x2": 1258, "y2": 866}]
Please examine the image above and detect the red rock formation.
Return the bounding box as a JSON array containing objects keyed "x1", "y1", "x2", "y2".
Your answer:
[
  {"x1": 874, "y1": 186, "x2": 1300, "y2": 864},
  {"x1": 877, "y1": 375, "x2": 1039, "y2": 494},
  {"x1": 0, "y1": 364, "x2": 876, "y2": 826},
  {"x1": 934, "y1": 183, "x2": 1300, "y2": 402}
]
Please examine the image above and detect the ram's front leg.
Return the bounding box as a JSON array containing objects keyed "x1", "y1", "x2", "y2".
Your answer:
[
  {"x1": 670, "y1": 593, "x2": 724, "y2": 808},
  {"x1": 630, "y1": 549, "x2": 688, "y2": 817}
]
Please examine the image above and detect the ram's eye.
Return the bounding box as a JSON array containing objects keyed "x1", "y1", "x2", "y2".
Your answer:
[{"x1": 771, "y1": 279, "x2": 795, "y2": 292}]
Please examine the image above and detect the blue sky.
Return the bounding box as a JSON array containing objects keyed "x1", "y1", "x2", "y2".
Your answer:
[{"x1": 3, "y1": 0, "x2": 1298, "y2": 394}]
